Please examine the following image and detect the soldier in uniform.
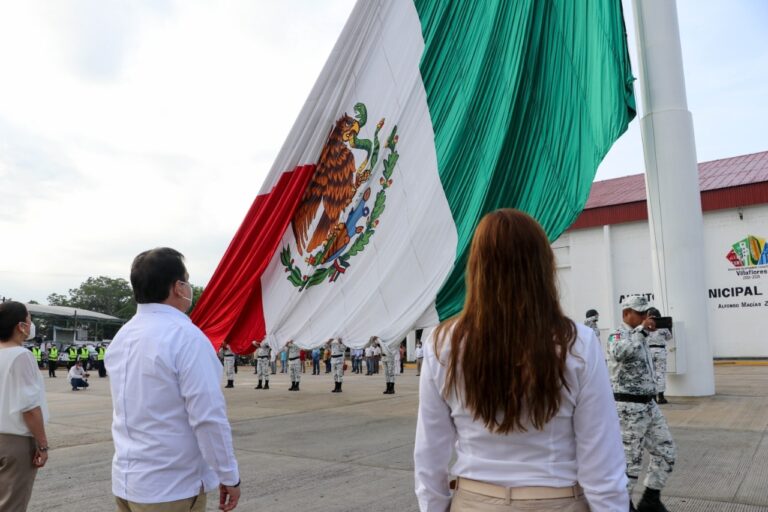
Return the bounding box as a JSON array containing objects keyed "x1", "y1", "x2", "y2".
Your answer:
[
  {"x1": 608, "y1": 296, "x2": 676, "y2": 512},
  {"x1": 286, "y1": 340, "x2": 301, "y2": 391},
  {"x1": 378, "y1": 339, "x2": 397, "y2": 394},
  {"x1": 646, "y1": 308, "x2": 672, "y2": 405},
  {"x1": 220, "y1": 341, "x2": 236, "y2": 388},
  {"x1": 584, "y1": 308, "x2": 601, "y2": 341},
  {"x1": 252, "y1": 340, "x2": 271, "y2": 390},
  {"x1": 328, "y1": 338, "x2": 346, "y2": 393}
]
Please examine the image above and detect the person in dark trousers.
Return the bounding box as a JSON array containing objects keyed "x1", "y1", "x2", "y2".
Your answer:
[{"x1": 48, "y1": 344, "x2": 59, "y2": 378}]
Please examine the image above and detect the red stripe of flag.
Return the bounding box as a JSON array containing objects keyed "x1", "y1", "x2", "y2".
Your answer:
[{"x1": 191, "y1": 165, "x2": 316, "y2": 353}]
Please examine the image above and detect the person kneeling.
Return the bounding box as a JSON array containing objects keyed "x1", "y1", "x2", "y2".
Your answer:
[{"x1": 68, "y1": 361, "x2": 90, "y2": 391}]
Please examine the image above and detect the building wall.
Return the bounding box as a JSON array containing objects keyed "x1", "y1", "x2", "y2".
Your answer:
[{"x1": 555, "y1": 203, "x2": 768, "y2": 358}]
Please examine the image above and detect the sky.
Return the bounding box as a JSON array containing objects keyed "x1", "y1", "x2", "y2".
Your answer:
[{"x1": 1, "y1": 0, "x2": 766, "y2": 304}]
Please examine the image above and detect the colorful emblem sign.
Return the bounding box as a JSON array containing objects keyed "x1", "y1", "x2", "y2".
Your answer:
[{"x1": 726, "y1": 235, "x2": 768, "y2": 268}]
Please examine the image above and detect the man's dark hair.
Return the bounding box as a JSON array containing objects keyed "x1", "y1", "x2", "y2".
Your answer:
[
  {"x1": 0, "y1": 301, "x2": 28, "y2": 341},
  {"x1": 585, "y1": 309, "x2": 598, "y2": 318},
  {"x1": 130, "y1": 248, "x2": 187, "y2": 304}
]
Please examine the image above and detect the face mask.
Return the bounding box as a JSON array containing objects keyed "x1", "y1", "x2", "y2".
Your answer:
[
  {"x1": 179, "y1": 281, "x2": 193, "y2": 307},
  {"x1": 21, "y1": 321, "x2": 36, "y2": 340}
]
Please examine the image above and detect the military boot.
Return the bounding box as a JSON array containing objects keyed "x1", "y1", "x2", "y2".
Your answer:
[
  {"x1": 294, "y1": 382, "x2": 300, "y2": 391},
  {"x1": 263, "y1": 380, "x2": 269, "y2": 390},
  {"x1": 383, "y1": 384, "x2": 390, "y2": 394},
  {"x1": 331, "y1": 382, "x2": 340, "y2": 393},
  {"x1": 289, "y1": 382, "x2": 296, "y2": 391},
  {"x1": 637, "y1": 488, "x2": 669, "y2": 512},
  {"x1": 337, "y1": 382, "x2": 342, "y2": 393},
  {"x1": 255, "y1": 380, "x2": 263, "y2": 389},
  {"x1": 657, "y1": 393, "x2": 668, "y2": 404},
  {"x1": 389, "y1": 383, "x2": 395, "y2": 394},
  {"x1": 225, "y1": 380, "x2": 234, "y2": 388}
]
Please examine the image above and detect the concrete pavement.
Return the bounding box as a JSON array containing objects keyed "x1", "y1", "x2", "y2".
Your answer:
[{"x1": 27, "y1": 364, "x2": 768, "y2": 511}]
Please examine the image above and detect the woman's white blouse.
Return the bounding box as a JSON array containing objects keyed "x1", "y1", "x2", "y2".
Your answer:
[
  {"x1": 0, "y1": 347, "x2": 49, "y2": 436},
  {"x1": 414, "y1": 324, "x2": 628, "y2": 512}
]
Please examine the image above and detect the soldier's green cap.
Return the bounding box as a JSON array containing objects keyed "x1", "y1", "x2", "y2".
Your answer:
[{"x1": 620, "y1": 296, "x2": 652, "y2": 312}]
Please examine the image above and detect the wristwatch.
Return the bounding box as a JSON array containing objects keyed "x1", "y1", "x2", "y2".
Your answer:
[{"x1": 38, "y1": 446, "x2": 49, "y2": 452}]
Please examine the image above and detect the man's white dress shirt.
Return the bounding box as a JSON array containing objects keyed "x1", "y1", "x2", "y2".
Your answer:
[
  {"x1": 106, "y1": 303, "x2": 239, "y2": 503},
  {"x1": 414, "y1": 324, "x2": 628, "y2": 512},
  {"x1": 68, "y1": 365, "x2": 87, "y2": 381}
]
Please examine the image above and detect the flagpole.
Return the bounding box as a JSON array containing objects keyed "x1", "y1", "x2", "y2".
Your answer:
[{"x1": 632, "y1": 0, "x2": 714, "y2": 395}]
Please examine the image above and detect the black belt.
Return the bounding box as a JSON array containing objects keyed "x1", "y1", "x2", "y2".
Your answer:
[
  {"x1": 648, "y1": 345, "x2": 665, "y2": 348},
  {"x1": 289, "y1": 356, "x2": 300, "y2": 361},
  {"x1": 614, "y1": 393, "x2": 655, "y2": 404},
  {"x1": 258, "y1": 356, "x2": 269, "y2": 359},
  {"x1": 332, "y1": 354, "x2": 343, "y2": 358}
]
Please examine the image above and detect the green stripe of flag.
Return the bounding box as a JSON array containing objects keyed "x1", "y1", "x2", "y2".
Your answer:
[{"x1": 414, "y1": 0, "x2": 636, "y2": 319}]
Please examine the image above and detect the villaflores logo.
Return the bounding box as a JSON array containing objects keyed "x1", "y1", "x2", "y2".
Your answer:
[{"x1": 726, "y1": 235, "x2": 768, "y2": 279}]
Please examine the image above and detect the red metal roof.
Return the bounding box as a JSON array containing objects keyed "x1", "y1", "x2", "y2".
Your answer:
[
  {"x1": 585, "y1": 150, "x2": 768, "y2": 209},
  {"x1": 571, "y1": 151, "x2": 768, "y2": 230}
]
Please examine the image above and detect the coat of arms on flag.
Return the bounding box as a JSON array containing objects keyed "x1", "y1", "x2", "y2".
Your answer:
[{"x1": 281, "y1": 103, "x2": 399, "y2": 291}]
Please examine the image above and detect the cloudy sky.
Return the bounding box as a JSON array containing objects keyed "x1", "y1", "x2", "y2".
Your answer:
[{"x1": 1, "y1": 0, "x2": 766, "y2": 304}]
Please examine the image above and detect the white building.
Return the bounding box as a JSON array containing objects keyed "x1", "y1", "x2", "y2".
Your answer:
[{"x1": 556, "y1": 150, "x2": 768, "y2": 360}]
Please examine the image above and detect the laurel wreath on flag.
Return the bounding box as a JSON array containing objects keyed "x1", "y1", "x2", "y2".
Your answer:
[{"x1": 280, "y1": 125, "x2": 399, "y2": 292}]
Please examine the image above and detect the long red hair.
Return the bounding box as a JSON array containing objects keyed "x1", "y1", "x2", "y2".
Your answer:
[{"x1": 435, "y1": 209, "x2": 576, "y2": 434}]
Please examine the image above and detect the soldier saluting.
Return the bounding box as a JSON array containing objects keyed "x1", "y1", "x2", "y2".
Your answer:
[
  {"x1": 327, "y1": 338, "x2": 346, "y2": 393},
  {"x1": 608, "y1": 296, "x2": 676, "y2": 512},
  {"x1": 252, "y1": 340, "x2": 271, "y2": 390}
]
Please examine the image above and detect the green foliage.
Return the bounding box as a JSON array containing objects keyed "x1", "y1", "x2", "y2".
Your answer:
[{"x1": 47, "y1": 276, "x2": 136, "y2": 320}]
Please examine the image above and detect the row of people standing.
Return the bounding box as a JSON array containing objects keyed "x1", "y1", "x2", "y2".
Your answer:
[{"x1": 26, "y1": 343, "x2": 108, "y2": 379}]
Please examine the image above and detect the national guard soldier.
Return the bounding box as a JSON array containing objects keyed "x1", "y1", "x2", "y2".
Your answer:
[
  {"x1": 608, "y1": 296, "x2": 676, "y2": 512},
  {"x1": 48, "y1": 344, "x2": 59, "y2": 377},
  {"x1": 220, "y1": 340, "x2": 236, "y2": 388},
  {"x1": 379, "y1": 339, "x2": 396, "y2": 394},
  {"x1": 584, "y1": 308, "x2": 601, "y2": 341},
  {"x1": 286, "y1": 340, "x2": 301, "y2": 391},
  {"x1": 328, "y1": 338, "x2": 346, "y2": 393},
  {"x1": 646, "y1": 308, "x2": 672, "y2": 405},
  {"x1": 252, "y1": 340, "x2": 271, "y2": 390}
]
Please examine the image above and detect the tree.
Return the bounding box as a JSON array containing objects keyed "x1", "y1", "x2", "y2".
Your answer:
[{"x1": 48, "y1": 276, "x2": 136, "y2": 320}]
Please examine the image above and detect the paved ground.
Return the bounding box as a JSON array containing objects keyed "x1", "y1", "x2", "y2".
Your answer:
[{"x1": 27, "y1": 364, "x2": 768, "y2": 511}]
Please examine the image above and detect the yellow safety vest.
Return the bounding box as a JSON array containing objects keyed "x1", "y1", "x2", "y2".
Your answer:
[
  {"x1": 97, "y1": 347, "x2": 105, "y2": 361},
  {"x1": 32, "y1": 347, "x2": 42, "y2": 362},
  {"x1": 49, "y1": 347, "x2": 59, "y2": 360},
  {"x1": 80, "y1": 348, "x2": 89, "y2": 360},
  {"x1": 69, "y1": 348, "x2": 77, "y2": 360}
]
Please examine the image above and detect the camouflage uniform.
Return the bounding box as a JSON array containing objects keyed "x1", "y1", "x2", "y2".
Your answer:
[
  {"x1": 330, "y1": 339, "x2": 346, "y2": 383},
  {"x1": 608, "y1": 323, "x2": 676, "y2": 493},
  {"x1": 382, "y1": 351, "x2": 396, "y2": 384},
  {"x1": 288, "y1": 343, "x2": 301, "y2": 384},
  {"x1": 648, "y1": 328, "x2": 672, "y2": 393},
  {"x1": 221, "y1": 346, "x2": 235, "y2": 380},
  {"x1": 584, "y1": 317, "x2": 600, "y2": 341},
  {"x1": 256, "y1": 344, "x2": 271, "y2": 383}
]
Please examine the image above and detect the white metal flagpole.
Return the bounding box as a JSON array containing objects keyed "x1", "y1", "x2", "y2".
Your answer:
[{"x1": 632, "y1": 0, "x2": 714, "y2": 396}]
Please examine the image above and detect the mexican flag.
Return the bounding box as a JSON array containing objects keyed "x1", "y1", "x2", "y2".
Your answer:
[{"x1": 191, "y1": 0, "x2": 635, "y2": 353}]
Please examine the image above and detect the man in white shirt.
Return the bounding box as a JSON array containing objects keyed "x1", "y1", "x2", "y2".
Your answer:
[
  {"x1": 67, "y1": 361, "x2": 89, "y2": 391},
  {"x1": 105, "y1": 247, "x2": 241, "y2": 511}
]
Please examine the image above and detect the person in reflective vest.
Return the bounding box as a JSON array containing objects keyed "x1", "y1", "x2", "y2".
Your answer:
[
  {"x1": 48, "y1": 345, "x2": 59, "y2": 378},
  {"x1": 97, "y1": 344, "x2": 107, "y2": 378},
  {"x1": 31, "y1": 345, "x2": 43, "y2": 368},
  {"x1": 79, "y1": 346, "x2": 90, "y2": 370},
  {"x1": 68, "y1": 346, "x2": 78, "y2": 369}
]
